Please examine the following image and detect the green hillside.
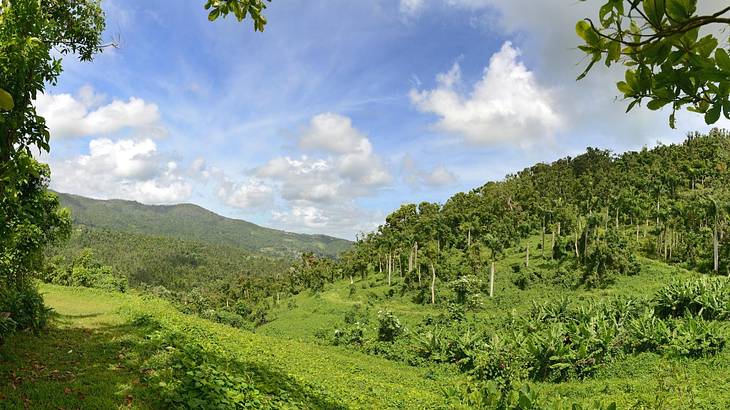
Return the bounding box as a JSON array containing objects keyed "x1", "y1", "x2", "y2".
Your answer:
[{"x1": 55, "y1": 192, "x2": 351, "y2": 258}]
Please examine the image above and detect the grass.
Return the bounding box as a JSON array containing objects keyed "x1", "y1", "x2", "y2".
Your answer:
[
  {"x1": 0, "y1": 285, "x2": 454, "y2": 409},
  {"x1": 0, "y1": 288, "x2": 156, "y2": 409},
  {"x1": 2, "y1": 233, "x2": 729, "y2": 408}
]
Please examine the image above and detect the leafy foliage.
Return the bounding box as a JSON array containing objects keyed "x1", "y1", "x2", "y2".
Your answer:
[
  {"x1": 577, "y1": 1, "x2": 730, "y2": 128},
  {"x1": 43, "y1": 249, "x2": 128, "y2": 292}
]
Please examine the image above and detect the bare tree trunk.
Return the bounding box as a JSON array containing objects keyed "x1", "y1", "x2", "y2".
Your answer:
[
  {"x1": 387, "y1": 252, "x2": 392, "y2": 286},
  {"x1": 541, "y1": 224, "x2": 546, "y2": 258},
  {"x1": 430, "y1": 263, "x2": 436, "y2": 304},
  {"x1": 526, "y1": 244, "x2": 530, "y2": 267},
  {"x1": 408, "y1": 247, "x2": 413, "y2": 276},
  {"x1": 489, "y1": 261, "x2": 495, "y2": 298},
  {"x1": 615, "y1": 208, "x2": 619, "y2": 229},
  {"x1": 398, "y1": 251, "x2": 403, "y2": 278},
  {"x1": 350, "y1": 275, "x2": 354, "y2": 285},
  {"x1": 550, "y1": 231, "x2": 555, "y2": 259},
  {"x1": 467, "y1": 228, "x2": 471, "y2": 248},
  {"x1": 584, "y1": 226, "x2": 589, "y2": 265},
  {"x1": 415, "y1": 242, "x2": 420, "y2": 284},
  {"x1": 714, "y1": 223, "x2": 719, "y2": 273},
  {"x1": 636, "y1": 224, "x2": 640, "y2": 242},
  {"x1": 557, "y1": 222, "x2": 561, "y2": 236}
]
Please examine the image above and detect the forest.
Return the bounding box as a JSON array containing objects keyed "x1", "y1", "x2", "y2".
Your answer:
[{"x1": 2, "y1": 0, "x2": 730, "y2": 408}]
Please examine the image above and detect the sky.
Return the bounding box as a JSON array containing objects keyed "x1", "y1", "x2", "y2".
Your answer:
[{"x1": 39, "y1": 0, "x2": 730, "y2": 239}]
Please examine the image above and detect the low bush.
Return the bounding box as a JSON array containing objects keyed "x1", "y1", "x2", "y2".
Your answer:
[
  {"x1": 653, "y1": 277, "x2": 730, "y2": 320},
  {"x1": 377, "y1": 309, "x2": 404, "y2": 342},
  {"x1": 0, "y1": 281, "x2": 51, "y2": 335},
  {"x1": 43, "y1": 249, "x2": 128, "y2": 292}
]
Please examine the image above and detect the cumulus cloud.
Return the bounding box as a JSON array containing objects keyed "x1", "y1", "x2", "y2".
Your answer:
[
  {"x1": 49, "y1": 138, "x2": 192, "y2": 204},
  {"x1": 272, "y1": 202, "x2": 384, "y2": 237},
  {"x1": 214, "y1": 112, "x2": 391, "y2": 237},
  {"x1": 401, "y1": 155, "x2": 457, "y2": 187},
  {"x1": 251, "y1": 113, "x2": 391, "y2": 207},
  {"x1": 217, "y1": 179, "x2": 274, "y2": 209},
  {"x1": 406, "y1": 0, "x2": 730, "y2": 149},
  {"x1": 35, "y1": 86, "x2": 162, "y2": 139},
  {"x1": 410, "y1": 42, "x2": 563, "y2": 147}
]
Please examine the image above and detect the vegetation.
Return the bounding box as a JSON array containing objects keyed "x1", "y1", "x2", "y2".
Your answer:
[
  {"x1": 56, "y1": 192, "x2": 351, "y2": 258},
  {"x1": 577, "y1": 0, "x2": 730, "y2": 128}
]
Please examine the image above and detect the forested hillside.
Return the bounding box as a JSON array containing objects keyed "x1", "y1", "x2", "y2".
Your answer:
[
  {"x1": 55, "y1": 192, "x2": 351, "y2": 258},
  {"x1": 337, "y1": 130, "x2": 730, "y2": 295}
]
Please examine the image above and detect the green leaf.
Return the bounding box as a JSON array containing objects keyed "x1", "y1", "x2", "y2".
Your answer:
[
  {"x1": 647, "y1": 99, "x2": 669, "y2": 110},
  {"x1": 208, "y1": 8, "x2": 220, "y2": 21},
  {"x1": 705, "y1": 103, "x2": 721, "y2": 124},
  {"x1": 716, "y1": 48, "x2": 730, "y2": 72},
  {"x1": 0, "y1": 88, "x2": 13, "y2": 111}
]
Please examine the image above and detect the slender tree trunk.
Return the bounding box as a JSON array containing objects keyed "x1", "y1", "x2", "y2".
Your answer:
[
  {"x1": 350, "y1": 275, "x2": 353, "y2": 285},
  {"x1": 541, "y1": 224, "x2": 546, "y2": 258},
  {"x1": 714, "y1": 222, "x2": 719, "y2": 273},
  {"x1": 550, "y1": 231, "x2": 555, "y2": 259},
  {"x1": 467, "y1": 228, "x2": 471, "y2": 248},
  {"x1": 584, "y1": 226, "x2": 589, "y2": 265},
  {"x1": 526, "y1": 244, "x2": 530, "y2": 267},
  {"x1": 415, "y1": 242, "x2": 420, "y2": 284},
  {"x1": 408, "y1": 247, "x2": 413, "y2": 275},
  {"x1": 489, "y1": 261, "x2": 495, "y2": 298},
  {"x1": 557, "y1": 222, "x2": 561, "y2": 236},
  {"x1": 430, "y1": 263, "x2": 436, "y2": 304},
  {"x1": 398, "y1": 251, "x2": 403, "y2": 278},
  {"x1": 615, "y1": 208, "x2": 619, "y2": 229},
  {"x1": 388, "y1": 252, "x2": 392, "y2": 286}
]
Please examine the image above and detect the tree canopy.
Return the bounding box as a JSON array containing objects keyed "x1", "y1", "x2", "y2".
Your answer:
[
  {"x1": 577, "y1": 0, "x2": 730, "y2": 128},
  {"x1": 204, "y1": 0, "x2": 270, "y2": 31}
]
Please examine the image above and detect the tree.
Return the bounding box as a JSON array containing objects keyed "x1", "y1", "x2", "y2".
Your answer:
[
  {"x1": 0, "y1": 0, "x2": 105, "y2": 197},
  {"x1": 577, "y1": 1, "x2": 730, "y2": 128},
  {"x1": 204, "y1": 0, "x2": 270, "y2": 31}
]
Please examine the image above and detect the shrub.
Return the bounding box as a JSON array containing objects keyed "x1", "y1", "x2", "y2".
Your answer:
[
  {"x1": 333, "y1": 321, "x2": 366, "y2": 346},
  {"x1": 625, "y1": 310, "x2": 671, "y2": 353},
  {"x1": 156, "y1": 342, "x2": 268, "y2": 409},
  {"x1": 44, "y1": 249, "x2": 128, "y2": 292},
  {"x1": 472, "y1": 336, "x2": 527, "y2": 393},
  {"x1": 653, "y1": 277, "x2": 730, "y2": 320},
  {"x1": 377, "y1": 309, "x2": 404, "y2": 342},
  {"x1": 665, "y1": 316, "x2": 726, "y2": 358},
  {"x1": 0, "y1": 281, "x2": 51, "y2": 334},
  {"x1": 0, "y1": 313, "x2": 17, "y2": 347}
]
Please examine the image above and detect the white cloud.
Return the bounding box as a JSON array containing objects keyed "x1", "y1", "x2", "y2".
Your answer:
[
  {"x1": 410, "y1": 42, "x2": 563, "y2": 147},
  {"x1": 35, "y1": 87, "x2": 162, "y2": 139},
  {"x1": 401, "y1": 155, "x2": 457, "y2": 187},
  {"x1": 49, "y1": 138, "x2": 192, "y2": 204},
  {"x1": 217, "y1": 179, "x2": 274, "y2": 209},
  {"x1": 299, "y1": 112, "x2": 369, "y2": 154},
  {"x1": 215, "y1": 113, "x2": 392, "y2": 237},
  {"x1": 272, "y1": 202, "x2": 384, "y2": 238},
  {"x1": 399, "y1": 0, "x2": 425, "y2": 16}
]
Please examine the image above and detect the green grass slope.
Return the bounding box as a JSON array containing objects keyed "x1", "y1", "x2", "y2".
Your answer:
[
  {"x1": 56, "y1": 192, "x2": 351, "y2": 258},
  {"x1": 258, "y1": 234, "x2": 730, "y2": 408},
  {"x1": 0, "y1": 284, "x2": 453, "y2": 409}
]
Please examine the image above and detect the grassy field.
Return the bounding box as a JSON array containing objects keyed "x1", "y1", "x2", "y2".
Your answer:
[
  {"x1": 0, "y1": 285, "x2": 453, "y2": 409},
  {"x1": 2, "y1": 237, "x2": 730, "y2": 408}
]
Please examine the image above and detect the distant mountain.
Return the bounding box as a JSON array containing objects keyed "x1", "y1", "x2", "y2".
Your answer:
[{"x1": 55, "y1": 192, "x2": 351, "y2": 258}]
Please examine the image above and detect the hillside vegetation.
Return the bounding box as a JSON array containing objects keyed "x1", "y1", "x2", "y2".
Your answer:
[
  {"x1": 56, "y1": 192, "x2": 351, "y2": 258},
  {"x1": 4, "y1": 131, "x2": 730, "y2": 409}
]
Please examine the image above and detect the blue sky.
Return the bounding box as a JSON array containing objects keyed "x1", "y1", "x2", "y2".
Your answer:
[{"x1": 40, "y1": 0, "x2": 729, "y2": 239}]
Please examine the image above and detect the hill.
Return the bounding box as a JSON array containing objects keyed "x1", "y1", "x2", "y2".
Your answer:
[
  {"x1": 55, "y1": 192, "x2": 351, "y2": 258},
  {"x1": 0, "y1": 284, "x2": 449, "y2": 409}
]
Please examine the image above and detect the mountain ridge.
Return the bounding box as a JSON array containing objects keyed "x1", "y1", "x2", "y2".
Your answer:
[{"x1": 55, "y1": 191, "x2": 351, "y2": 258}]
